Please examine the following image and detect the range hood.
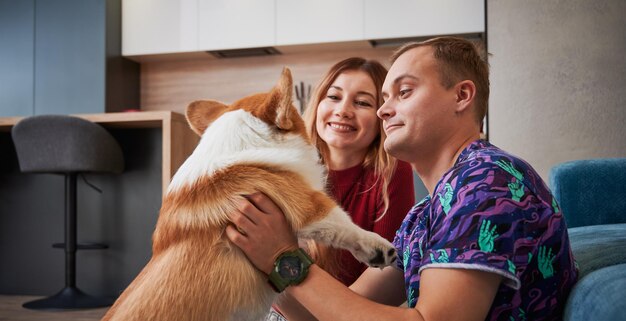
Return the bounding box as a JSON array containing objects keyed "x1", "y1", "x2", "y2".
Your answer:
[{"x1": 208, "y1": 47, "x2": 281, "y2": 59}]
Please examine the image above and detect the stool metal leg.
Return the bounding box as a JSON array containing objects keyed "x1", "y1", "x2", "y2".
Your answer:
[{"x1": 23, "y1": 173, "x2": 114, "y2": 310}]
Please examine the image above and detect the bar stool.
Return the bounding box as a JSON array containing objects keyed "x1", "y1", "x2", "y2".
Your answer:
[{"x1": 11, "y1": 115, "x2": 124, "y2": 310}]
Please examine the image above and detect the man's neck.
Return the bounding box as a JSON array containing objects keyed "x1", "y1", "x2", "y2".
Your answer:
[{"x1": 411, "y1": 133, "x2": 481, "y2": 197}]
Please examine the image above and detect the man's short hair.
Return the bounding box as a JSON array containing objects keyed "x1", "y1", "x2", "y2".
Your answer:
[{"x1": 391, "y1": 37, "x2": 490, "y2": 124}]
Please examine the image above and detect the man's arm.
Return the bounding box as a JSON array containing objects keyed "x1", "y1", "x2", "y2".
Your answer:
[
  {"x1": 349, "y1": 266, "x2": 407, "y2": 306},
  {"x1": 277, "y1": 266, "x2": 406, "y2": 321},
  {"x1": 285, "y1": 264, "x2": 501, "y2": 321},
  {"x1": 226, "y1": 193, "x2": 501, "y2": 321},
  {"x1": 415, "y1": 269, "x2": 502, "y2": 321},
  {"x1": 287, "y1": 264, "x2": 421, "y2": 320}
]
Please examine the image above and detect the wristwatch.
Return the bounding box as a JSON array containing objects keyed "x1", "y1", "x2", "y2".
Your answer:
[{"x1": 268, "y1": 248, "x2": 314, "y2": 293}]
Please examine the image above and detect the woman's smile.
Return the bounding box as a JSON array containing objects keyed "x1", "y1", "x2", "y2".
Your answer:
[{"x1": 328, "y1": 122, "x2": 357, "y2": 132}]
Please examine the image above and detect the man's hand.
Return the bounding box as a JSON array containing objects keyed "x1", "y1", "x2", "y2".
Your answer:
[{"x1": 225, "y1": 193, "x2": 299, "y2": 275}]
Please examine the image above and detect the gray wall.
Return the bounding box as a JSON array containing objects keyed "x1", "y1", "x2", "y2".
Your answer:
[{"x1": 487, "y1": 0, "x2": 626, "y2": 180}]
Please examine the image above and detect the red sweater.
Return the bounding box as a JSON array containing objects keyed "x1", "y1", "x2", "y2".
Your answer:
[{"x1": 327, "y1": 160, "x2": 415, "y2": 285}]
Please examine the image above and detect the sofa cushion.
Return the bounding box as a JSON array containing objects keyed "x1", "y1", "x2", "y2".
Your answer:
[
  {"x1": 563, "y1": 263, "x2": 626, "y2": 321},
  {"x1": 550, "y1": 158, "x2": 626, "y2": 228},
  {"x1": 568, "y1": 223, "x2": 626, "y2": 278}
]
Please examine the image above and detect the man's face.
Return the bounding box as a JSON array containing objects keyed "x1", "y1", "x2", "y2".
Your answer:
[{"x1": 378, "y1": 46, "x2": 458, "y2": 162}]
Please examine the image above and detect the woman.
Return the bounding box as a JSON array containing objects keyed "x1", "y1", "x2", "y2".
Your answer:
[
  {"x1": 266, "y1": 58, "x2": 415, "y2": 320},
  {"x1": 264, "y1": 57, "x2": 415, "y2": 321},
  {"x1": 303, "y1": 57, "x2": 415, "y2": 285}
]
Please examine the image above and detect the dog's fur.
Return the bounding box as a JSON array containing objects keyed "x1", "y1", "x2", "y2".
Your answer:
[{"x1": 101, "y1": 68, "x2": 396, "y2": 321}]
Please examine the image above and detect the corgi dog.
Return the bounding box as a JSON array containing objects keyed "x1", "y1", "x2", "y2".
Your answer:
[{"x1": 101, "y1": 68, "x2": 396, "y2": 321}]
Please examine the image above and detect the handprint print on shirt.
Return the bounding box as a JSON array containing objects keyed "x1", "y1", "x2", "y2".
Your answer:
[
  {"x1": 496, "y1": 159, "x2": 524, "y2": 180},
  {"x1": 508, "y1": 180, "x2": 525, "y2": 202},
  {"x1": 538, "y1": 246, "x2": 555, "y2": 279},
  {"x1": 552, "y1": 198, "x2": 560, "y2": 213},
  {"x1": 429, "y1": 249, "x2": 449, "y2": 263},
  {"x1": 438, "y1": 183, "x2": 454, "y2": 215},
  {"x1": 507, "y1": 259, "x2": 516, "y2": 274},
  {"x1": 479, "y1": 219, "x2": 499, "y2": 252},
  {"x1": 496, "y1": 160, "x2": 525, "y2": 201},
  {"x1": 403, "y1": 247, "x2": 410, "y2": 267},
  {"x1": 509, "y1": 308, "x2": 526, "y2": 321}
]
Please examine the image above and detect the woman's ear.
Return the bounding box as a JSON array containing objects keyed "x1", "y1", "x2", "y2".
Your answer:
[{"x1": 455, "y1": 80, "x2": 476, "y2": 114}]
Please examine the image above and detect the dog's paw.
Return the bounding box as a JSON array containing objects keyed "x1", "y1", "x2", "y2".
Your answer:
[{"x1": 349, "y1": 232, "x2": 397, "y2": 268}]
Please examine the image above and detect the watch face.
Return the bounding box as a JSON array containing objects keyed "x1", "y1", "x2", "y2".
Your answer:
[{"x1": 278, "y1": 256, "x2": 302, "y2": 280}]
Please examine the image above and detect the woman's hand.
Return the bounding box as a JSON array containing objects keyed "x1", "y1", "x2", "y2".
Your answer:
[{"x1": 225, "y1": 193, "x2": 299, "y2": 275}]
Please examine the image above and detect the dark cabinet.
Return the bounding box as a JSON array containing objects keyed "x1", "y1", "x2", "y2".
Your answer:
[
  {"x1": 0, "y1": 0, "x2": 138, "y2": 117},
  {"x1": 0, "y1": 0, "x2": 35, "y2": 117}
]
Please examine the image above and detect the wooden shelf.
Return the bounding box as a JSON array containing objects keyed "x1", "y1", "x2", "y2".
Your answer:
[{"x1": 0, "y1": 111, "x2": 199, "y2": 196}]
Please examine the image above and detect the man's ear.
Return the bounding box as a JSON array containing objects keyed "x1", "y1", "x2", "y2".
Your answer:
[
  {"x1": 185, "y1": 100, "x2": 229, "y2": 136},
  {"x1": 455, "y1": 80, "x2": 476, "y2": 114}
]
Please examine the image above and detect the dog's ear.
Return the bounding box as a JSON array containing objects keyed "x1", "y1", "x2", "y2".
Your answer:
[
  {"x1": 186, "y1": 100, "x2": 229, "y2": 136},
  {"x1": 271, "y1": 67, "x2": 294, "y2": 130}
]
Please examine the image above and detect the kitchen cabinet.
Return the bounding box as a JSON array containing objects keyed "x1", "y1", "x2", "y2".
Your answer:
[
  {"x1": 122, "y1": 0, "x2": 198, "y2": 55},
  {"x1": 0, "y1": 0, "x2": 138, "y2": 117},
  {"x1": 120, "y1": 0, "x2": 486, "y2": 58},
  {"x1": 36, "y1": 0, "x2": 138, "y2": 115},
  {"x1": 364, "y1": 0, "x2": 485, "y2": 40},
  {"x1": 0, "y1": 0, "x2": 34, "y2": 117},
  {"x1": 276, "y1": 0, "x2": 364, "y2": 46},
  {"x1": 197, "y1": 0, "x2": 275, "y2": 51}
]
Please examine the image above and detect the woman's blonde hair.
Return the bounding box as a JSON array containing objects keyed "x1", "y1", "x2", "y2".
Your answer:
[{"x1": 303, "y1": 57, "x2": 397, "y2": 219}]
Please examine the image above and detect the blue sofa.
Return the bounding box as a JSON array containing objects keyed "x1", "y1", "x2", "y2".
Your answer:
[{"x1": 549, "y1": 158, "x2": 626, "y2": 321}]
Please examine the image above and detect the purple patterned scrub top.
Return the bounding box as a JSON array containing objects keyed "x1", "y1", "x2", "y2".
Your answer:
[{"x1": 393, "y1": 140, "x2": 578, "y2": 321}]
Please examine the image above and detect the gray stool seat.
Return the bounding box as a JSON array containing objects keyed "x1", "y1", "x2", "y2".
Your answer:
[
  {"x1": 11, "y1": 115, "x2": 124, "y2": 311},
  {"x1": 12, "y1": 115, "x2": 123, "y2": 174}
]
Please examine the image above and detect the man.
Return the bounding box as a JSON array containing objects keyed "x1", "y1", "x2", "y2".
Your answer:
[{"x1": 226, "y1": 37, "x2": 578, "y2": 321}]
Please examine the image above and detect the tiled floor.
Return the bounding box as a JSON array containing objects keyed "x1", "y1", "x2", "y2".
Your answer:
[{"x1": 0, "y1": 295, "x2": 108, "y2": 321}]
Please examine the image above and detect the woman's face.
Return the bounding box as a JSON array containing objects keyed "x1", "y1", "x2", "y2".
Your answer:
[{"x1": 316, "y1": 70, "x2": 380, "y2": 159}]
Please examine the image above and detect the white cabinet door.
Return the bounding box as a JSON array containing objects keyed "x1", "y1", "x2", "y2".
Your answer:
[
  {"x1": 364, "y1": 0, "x2": 484, "y2": 40},
  {"x1": 276, "y1": 0, "x2": 364, "y2": 46},
  {"x1": 122, "y1": 0, "x2": 198, "y2": 56},
  {"x1": 198, "y1": 0, "x2": 275, "y2": 51}
]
